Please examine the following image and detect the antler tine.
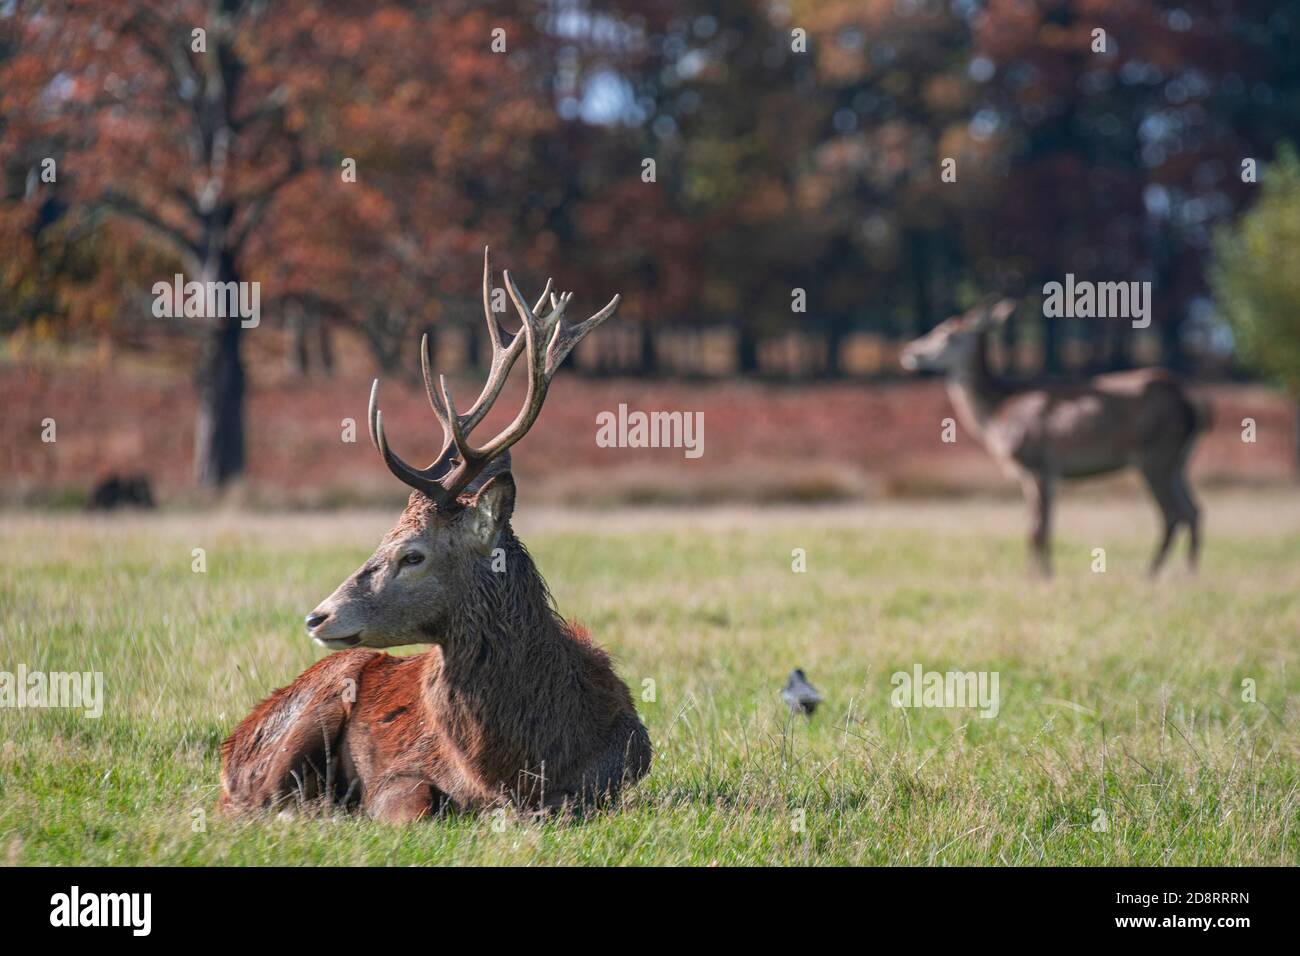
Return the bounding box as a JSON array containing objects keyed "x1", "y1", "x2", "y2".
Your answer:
[
  {"x1": 368, "y1": 250, "x2": 619, "y2": 509},
  {"x1": 459, "y1": 269, "x2": 617, "y2": 465},
  {"x1": 368, "y1": 379, "x2": 448, "y2": 501},
  {"x1": 533, "y1": 282, "x2": 554, "y2": 317},
  {"x1": 421, "y1": 251, "x2": 557, "y2": 457},
  {"x1": 545, "y1": 292, "x2": 620, "y2": 376},
  {"x1": 480, "y1": 246, "x2": 553, "y2": 340},
  {"x1": 368, "y1": 378, "x2": 382, "y2": 453},
  {"x1": 423, "y1": 247, "x2": 516, "y2": 435},
  {"x1": 463, "y1": 269, "x2": 548, "y2": 463},
  {"x1": 478, "y1": 245, "x2": 552, "y2": 348},
  {"x1": 436, "y1": 374, "x2": 478, "y2": 468},
  {"x1": 448, "y1": 252, "x2": 555, "y2": 439},
  {"x1": 422, "y1": 252, "x2": 562, "y2": 484},
  {"x1": 420, "y1": 333, "x2": 453, "y2": 451},
  {"x1": 482, "y1": 247, "x2": 501, "y2": 351},
  {"x1": 461, "y1": 275, "x2": 553, "y2": 428}
]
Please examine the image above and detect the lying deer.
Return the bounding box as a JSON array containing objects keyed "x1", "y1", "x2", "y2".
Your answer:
[
  {"x1": 900, "y1": 299, "x2": 1210, "y2": 576},
  {"x1": 221, "y1": 249, "x2": 651, "y2": 820}
]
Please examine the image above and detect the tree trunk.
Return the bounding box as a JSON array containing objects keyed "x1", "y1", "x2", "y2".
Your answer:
[
  {"x1": 824, "y1": 312, "x2": 849, "y2": 378},
  {"x1": 193, "y1": 255, "x2": 246, "y2": 488},
  {"x1": 287, "y1": 304, "x2": 334, "y2": 377},
  {"x1": 1040, "y1": 313, "x2": 1063, "y2": 375},
  {"x1": 286, "y1": 300, "x2": 309, "y2": 376},
  {"x1": 1001, "y1": 314, "x2": 1019, "y2": 378},
  {"x1": 463, "y1": 310, "x2": 483, "y2": 371},
  {"x1": 1294, "y1": 397, "x2": 1300, "y2": 481},
  {"x1": 316, "y1": 316, "x2": 334, "y2": 375},
  {"x1": 1108, "y1": 320, "x2": 1132, "y2": 371},
  {"x1": 908, "y1": 231, "x2": 931, "y2": 334},
  {"x1": 363, "y1": 308, "x2": 406, "y2": 375},
  {"x1": 194, "y1": 314, "x2": 246, "y2": 487},
  {"x1": 1160, "y1": 315, "x2": 1186, "y2": 372},
  {"x1": 736, "y1": 324, "x2": 760, "y2": 375},
  {"x1": 638, "y1": 323, "x2": 656, "y2": 375}
]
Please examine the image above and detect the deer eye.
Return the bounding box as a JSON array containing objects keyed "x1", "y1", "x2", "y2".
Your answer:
[{"x1": 399, "y1": 551, "x2": 425, "y2": 567}]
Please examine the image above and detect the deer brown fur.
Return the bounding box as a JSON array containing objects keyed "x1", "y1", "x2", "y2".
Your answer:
[
  {"x1": 901, "y1": 299, "x2": 1210, "y2": 576},
  {"x1": 220, "y1": 249, "x2": 650, "y2": 820}
]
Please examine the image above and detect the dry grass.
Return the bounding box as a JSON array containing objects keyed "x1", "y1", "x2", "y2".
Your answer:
[{"x1": 5, "y1": 351, "x2": 1296, "y2": 508}]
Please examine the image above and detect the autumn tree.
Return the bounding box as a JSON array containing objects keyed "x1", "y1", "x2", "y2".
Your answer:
[
  {"x1": 0, "y1": 0, "x2": 559, "y2": 485},
  {"x1": 967, "y1": 0, "x2": 1300, "y2": 372},
  {"x1": 1, "y1": 1, "x2": 338, "y2": 484}
]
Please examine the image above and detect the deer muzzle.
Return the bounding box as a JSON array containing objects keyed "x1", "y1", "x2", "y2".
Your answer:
[{"x1": 305, "y1": 604, "x2": 365, "y2": 649}]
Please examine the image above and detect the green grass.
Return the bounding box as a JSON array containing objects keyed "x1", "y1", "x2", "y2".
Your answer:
[{"x1": 1, "y1": 493, "x2": 1298, "y2": 865}]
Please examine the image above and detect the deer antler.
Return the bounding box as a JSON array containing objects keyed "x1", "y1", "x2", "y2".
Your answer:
[{"x1": 368, "y1": 246, "x2": 620, "y2": 509}]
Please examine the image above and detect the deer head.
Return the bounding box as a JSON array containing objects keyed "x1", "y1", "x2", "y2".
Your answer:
[
  {"x1": 899, "y1": 298, "x2": 1016, "y2": 373},
  {"x1": 306, "y1": 248, "x2": 620, "y2": 650}
]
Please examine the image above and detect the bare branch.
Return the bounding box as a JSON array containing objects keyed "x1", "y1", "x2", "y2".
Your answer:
[{"x1": 94, "y1": 191, "x2": 201, "y2": 257}]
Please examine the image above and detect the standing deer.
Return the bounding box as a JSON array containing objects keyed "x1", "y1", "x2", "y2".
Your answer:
[
  {"x1": 899, "y1": 299, "x2": 1210, "y2": 576},
  {"x1": 221, "y1": 249, "x2": 651, "y2": 820}
]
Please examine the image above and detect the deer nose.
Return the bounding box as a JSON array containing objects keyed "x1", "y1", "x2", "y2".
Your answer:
[{"x1": 305, "y1": 611, "x2": 330, "y2": 631}]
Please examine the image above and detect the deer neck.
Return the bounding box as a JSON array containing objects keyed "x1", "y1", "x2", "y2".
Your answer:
[
  {"x1": 428, "y1": 527, "x2": 592, "y2": 787},
  {"x1": 945, "y1": 333, "x2": 1005, "y2": 440}
]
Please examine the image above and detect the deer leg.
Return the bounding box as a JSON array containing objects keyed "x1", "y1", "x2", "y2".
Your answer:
[
  {"x1": 1172, "y1": 472, "x2": 1201, "y2": 570},
  {"x1": 364, "y1": 776, "x2": 450, "y2": 823},
  {"x1": 220, "y1": 649, "x2": 378, "y2": 814},
  {"x1": 1021, "y1": 472, "x2": 1053, "y2": 577},
  {"x1": 1140, "y1": 462, "x2": 1182, "y2": 577}
]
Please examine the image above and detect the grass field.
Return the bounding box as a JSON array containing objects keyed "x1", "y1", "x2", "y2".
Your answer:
[{"x1": 1, "y1": 493, "x2": 1298, "y2": 865}]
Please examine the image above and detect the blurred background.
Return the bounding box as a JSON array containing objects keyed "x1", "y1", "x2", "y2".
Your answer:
[{"x1": 2, "y1": 0, "x2": 1299, "y2": 509}]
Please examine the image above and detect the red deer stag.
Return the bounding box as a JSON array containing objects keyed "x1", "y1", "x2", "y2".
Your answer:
[
  {"x1": 900, "y1": 299, "x2": 1210, "y2": 576},
  {"x1": 221, "y1": 249, "x2": 650, "y2": 820}
]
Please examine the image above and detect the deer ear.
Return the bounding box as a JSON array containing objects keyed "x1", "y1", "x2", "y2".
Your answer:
[{"x1": 465, "y1": 473, "x2": 516, "y2": 553}]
